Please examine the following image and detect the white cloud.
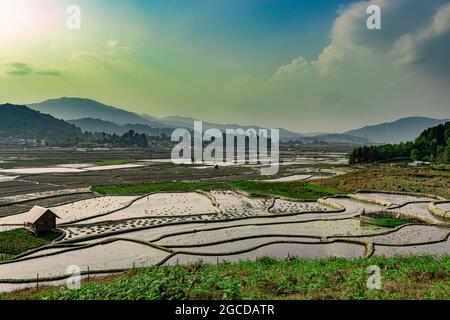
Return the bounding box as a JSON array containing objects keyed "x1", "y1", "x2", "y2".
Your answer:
[
  {"x1": 312, "y1": 45, "x2": 345, "y2": 78},
  {"x1": 392, "y1": 3, "x2": 450, "y2": 67},
  {"x1": 222, "y1": 0, "x2": 450, "y2": 132},
  {"x1": 271, "y1": 57, "x2": 309, "y2": 80}
]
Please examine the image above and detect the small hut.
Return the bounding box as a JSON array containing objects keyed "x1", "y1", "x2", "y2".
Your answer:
[{"x1": 24, "y1": 206, "x2": 60, "y2": 234}]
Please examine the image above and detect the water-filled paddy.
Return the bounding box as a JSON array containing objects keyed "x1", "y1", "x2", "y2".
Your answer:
[
  {"x1": 355, "y1": 192, "x2": 436, "y2": 206},
  {"x1": 0, "y1": 185, "x2": 448, "y2": 292},
  {"x1": 0, "y1": 240, "x2": 169, "y2": 280},
  {"x1": 155, "y1": 219, "x2": 389, "y2": 247},
  {"x1": 164, "y1": 242, "x2": 366, "y2": 265}
]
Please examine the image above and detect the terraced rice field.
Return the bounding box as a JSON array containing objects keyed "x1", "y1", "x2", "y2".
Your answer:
[
  {"x1": 0, "y1": 155, "x2": 448, "y2": 293},
  {"x1": 0, "y1": 185, "x2": 448, "y2": 292}
]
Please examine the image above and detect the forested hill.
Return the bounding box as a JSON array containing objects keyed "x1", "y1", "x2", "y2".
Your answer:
[
  {"x1": 0, "y1": 104, "x2": 152, "y2": 148},
  {"x1": 0, "y1": 103, "x2": 82, "y2": 141},
  {"x1": 349, "y1": 122, "x2": 450, "y2": 164}
]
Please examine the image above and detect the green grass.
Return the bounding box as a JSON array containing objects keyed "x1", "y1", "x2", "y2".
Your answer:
[
  {"x1": 0, "y1": 253, "x2": 12, "y2": 262},
  {"x1": 4, "y1": 255, "x2": 448, "y2": 300},
  {"x1": 91, "y1": 180, "x2": 342, "y2": 200},
  {"x1": 318, "y1": 165, "x2": 450, "y2": 198},
  {"x1": 361, "y1": 215, "x2": 411, "y2": 228},
  {"x1": 91, "y1": 181, "x2": 230, "y2": 195},
  {"x1": 430, "y1": 165, "x2": 450, "y2": 177},
  {"x1": 0, "y1": 228, "x2": 62, "y2": 259},
  {"x1": 232, "y1": 181, "x2": 341, "y2": 200}
]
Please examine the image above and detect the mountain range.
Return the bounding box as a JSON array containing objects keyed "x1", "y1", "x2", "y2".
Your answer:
[
  {"x1": 30, "y1": 98, "x2": 154, "y2": 126},
  {"x1": 21, "y1": 97, "x2": 450, "y2": 144},
  {"x1": 344, "y1": 117, "x2": 450, "y2": 144},
  {"x1": 0, "y1": 104, "x2": 82, "y2": 141},
  {"x1": 30, "y1": 98, "x2": 305, "y2": 142}
]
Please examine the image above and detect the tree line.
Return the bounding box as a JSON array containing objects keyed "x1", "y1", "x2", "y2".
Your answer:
[
  {"x1": 349, "y1": 122, "x2": 450, "y2": 164},
  {"x1": 0, "y1": 104, "x2": 163, "y2": 148},
  {"x1": 82, "y1": 130, "x2": 149, "y2": 148}
]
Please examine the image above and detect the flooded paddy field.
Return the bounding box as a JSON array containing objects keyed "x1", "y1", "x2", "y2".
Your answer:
[
  {"x1": 0, "y1": 193, "x2": 96, "y2": 217},
  {"x1": 358, "y1": 192, "x2": 436, "y2": 205},
  {"x1": 0, "y1": 240, "x2": 170, "y2": 283},
  {"x1": 1, "y1": 187, "x2": 448, "y2": 291},
  {"x1": 154, "y1": 219, "x2": 389, "y2": 247},
  {"x1": 373, "y1": 237, "x2": 450, "y2": 257},
  {"x1": 436, "y1": 202, "x2": 450, "y2": 212},
  {"x1": 0, "y1": 148, "x2": 448, "y2": 291},
  {"x1": 163, "y1": 242, "x2": 366, "y2": 266}
]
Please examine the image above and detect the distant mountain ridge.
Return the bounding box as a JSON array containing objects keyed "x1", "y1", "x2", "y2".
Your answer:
[
  {"x1": 68, "y1": 118, "x2": 123, "y2": 134},
  {"x1": 30, "y1": 97, "x2": 165, "y2": 127},
  {"x1": 349, "y1": 121, "x2": 450, "y2": 164},
  {"x1": 156, "y1": 115, "x2": 305, "y2": 142},
  {"x1": 26, "y1": 97, "x2": 448, "y2": 145},
  {"x1": 345, "y1": 116, "x2": 450, "y2": 144},
  {"x1": 0, "y1": 104, "x2": 153, "y2": 148},
  {"x1": 29, "y1": 98, "x2": 305, "y2": 141},
  {"x1": 0, "y1": 104, "x2": 82, "y2": 141},
  {"x1": 313, "y1": 133, "x2": 370, "y2": 145}
]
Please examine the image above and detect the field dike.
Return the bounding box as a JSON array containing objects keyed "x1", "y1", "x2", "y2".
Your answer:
[
  {"x1": 317, "y1": 198, "x2": 346, "y2": 210},
  {"x1": 58, "y1": 205, "x2": 348, "y2": 244},
  {"x1": 355, "y1": 189, "x2": 446, "y2": 201},
  {"x1": 428, "y1": 201, "x2": 450, "y2": 221},
  {"x1": 350, "y1": 189, "x2": 446, "y2": 207},
  {"x1": 0, "y1": 192, "x2": 95, "y2": 217},
  {"x1": 0, "y1": 189, "x2": 449, "y2": 287},
  {"x1": 61, "y1": 190, "x2": 219, "y2": 226},
  {"x1": 2, "y1": 220, "x2": 449, "y2": 285},
  {"x1": 346, "y1": 190, "x2": 450, "y2": 227}
]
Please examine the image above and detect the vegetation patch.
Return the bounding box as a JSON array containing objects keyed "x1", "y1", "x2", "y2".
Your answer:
[
  {"x1": 3, "y1": 255, "x2": 448, "y2": 300},
  {"x1": 360, "y1": 215, "x2": 410, "y2": 228},
  {"x1": 91, "y1": 181, "x2": 231, "y2": 195},
  {"x1": 231, "y1": 181, "x2": 341, "y2": 200},
  {"x1": 315, "y1": 165, "x2": 450, "y2": 199},
  {"x1": 0, "y1": 228, "x2": 62, "y2": 260},
  {"x1": 91, "y1": 180, "x2": 342, "y2": 200},
  {"x1": 349, "y1": 122, "x2": 449, "y2": 164}
]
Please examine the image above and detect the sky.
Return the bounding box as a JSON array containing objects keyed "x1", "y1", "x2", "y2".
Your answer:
[{"x1": 0, "y1": 0, "x2": 449, "y2": 133}]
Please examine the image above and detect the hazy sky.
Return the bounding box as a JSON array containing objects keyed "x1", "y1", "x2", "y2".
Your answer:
[{"x1": 0, "y1": 0, "x2": 449, "y2": 132}]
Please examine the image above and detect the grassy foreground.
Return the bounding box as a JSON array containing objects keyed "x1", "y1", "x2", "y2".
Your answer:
[
  {"x1": 91, "y1": 180, "x2": 342, "y2": 200},
  {"x1": 0, "y1": 229, "x2": 62, "y2": 261},
  {"x1": 3, "y1": 255, "x2": 449, "y2": 300}
]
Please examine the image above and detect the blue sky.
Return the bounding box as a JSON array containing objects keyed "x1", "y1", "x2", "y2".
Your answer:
[
  {"x1": 0, "y1": 0, "x2": 449, "y2": 132},
  {"x1": 104, "y1": 0, "x2": 356, "y2": 74}
]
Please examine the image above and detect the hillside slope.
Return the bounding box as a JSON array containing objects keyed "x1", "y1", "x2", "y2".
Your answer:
[
  {"x1": 349, "y1": 121, "x2": 450, "y2": 164},
  {"x1": 30, "y1": 98, "x2": 164, "y2": 127},
  {"x1": 0, "y1": 104, "x2": 82, "y2": 141},
  {"x1": 345, "y1": 117, "x2": 449, "y2": 144}
]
